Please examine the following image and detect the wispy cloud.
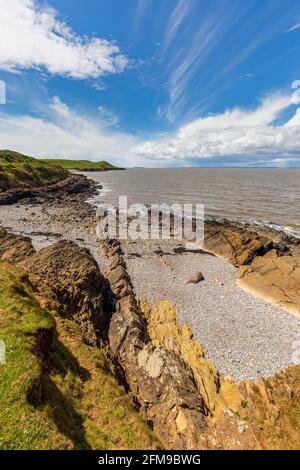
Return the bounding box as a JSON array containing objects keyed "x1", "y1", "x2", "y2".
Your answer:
[
  {"x1": 160, "y1": 0, "x2": 297, "y2": 124},
  {"x1": 0, "y1": 0, "x2": 128, "y2": 79},
  {"x1": 286, "y1": 21, "x2": 300, "y2": 32},
  {"x1": 162, "y1": 0, "x2": 194, "y2": 53}
]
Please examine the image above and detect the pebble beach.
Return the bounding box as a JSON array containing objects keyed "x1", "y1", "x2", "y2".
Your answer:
[{"x1": 1, "y1": 196, "x2": 300, "y2": 381}]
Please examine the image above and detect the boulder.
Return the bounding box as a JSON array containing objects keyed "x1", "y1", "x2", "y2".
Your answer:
[{"x1": 186, "y1": 271, "x2": 204, "y2": 284}]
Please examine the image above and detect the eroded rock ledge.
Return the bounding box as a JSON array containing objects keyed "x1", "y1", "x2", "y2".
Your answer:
[
  {"x1": 0, "y1": 173, "x2": 97, "y2": 205},
  {"x1": 205, "y1": 220, "x2": 300, "y2": 316},
  {"x1": 102, "y1": 239, "x2": 208, "y2": 449}
]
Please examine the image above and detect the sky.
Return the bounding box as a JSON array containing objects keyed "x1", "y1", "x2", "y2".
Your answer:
[{"x1": 0, "y1": 0, "x2": 300, "y2": 167}]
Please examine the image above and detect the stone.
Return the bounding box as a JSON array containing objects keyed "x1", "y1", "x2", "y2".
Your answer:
[{"x1": 186, "y1": 271, "x2": 204, "y2": 284}]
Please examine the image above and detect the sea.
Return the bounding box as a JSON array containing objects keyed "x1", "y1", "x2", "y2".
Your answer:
[{"x1": 81, "y1": 168, "x2": 300, "y2": 238}]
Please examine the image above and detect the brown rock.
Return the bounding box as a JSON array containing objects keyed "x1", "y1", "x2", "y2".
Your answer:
[
  {"x1": 0, "y1": 228, "x2": 35, "y2": 263},
  {"x1": 187, "y1": 271, "x2": 204, "y2": 284},
  {"x1": 204, "y1": 221, "x2": 274, "y2": 266},
  {"x1": 22, "y1": 240, "x2": 105, "y2": 345},
  {"x1": 237, "y1": 254, "x2": 300, "y2": 315}
]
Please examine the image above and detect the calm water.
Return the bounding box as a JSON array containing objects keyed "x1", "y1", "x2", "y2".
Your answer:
[{"x1": 82, "y1": 168, "x2": 300, "y2": 237}]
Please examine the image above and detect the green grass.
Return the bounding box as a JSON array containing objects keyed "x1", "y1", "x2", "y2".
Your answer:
[
  {"x1": 41, "y1": 159, "x2": 122, "y2": 171},
  {"x1": 0, "y1": 150, "x2": 68, "y2": 191},
  {"x1": 0, "y1": 263, "x2": 161, "y2": 450},
  {"x1": 0, "y1": 263, "x2": 66, "y2": 449}
]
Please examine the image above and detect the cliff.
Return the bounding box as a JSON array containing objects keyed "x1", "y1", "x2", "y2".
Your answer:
[{"x1": 0, "y1": 150, "x2": 97, "y2": 205}]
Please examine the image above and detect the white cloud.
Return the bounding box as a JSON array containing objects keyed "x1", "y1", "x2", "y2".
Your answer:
[
  {"x1": 0, "y1": 97, "x2": 137, "y2": 165},
  {"x1": 0, "y1": 0, "x2": 128, "y2": 79},
  {"x1": 162, "y1": 0, "x2": 193, "y2": 53},
  {"x1": 98, "y1": 106, "x2": 119, "y2": 127},
  {"x1": 1, "y1": 92, "x2": 300, "y2": 168},
  {"x1": 133, "y1": 94, "x2": 300, "y2": 166},
  {"x1": 286, "y1": 21, "x2": 300, "y2": 32}
]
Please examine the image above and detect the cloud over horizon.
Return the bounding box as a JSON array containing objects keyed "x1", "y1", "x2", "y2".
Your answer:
[
  {"x1": 0, "y1": 0, "x2": 300, "y2": 167},
  {"x1": 133, "y1": 93, "x2": 300, "y2": 167},
  {"x1": 0, "y1": 96, "x2": 138, "y2": 165},
  {"x1": 0, "y1": 91, "x2": 299, "y2": 168}
]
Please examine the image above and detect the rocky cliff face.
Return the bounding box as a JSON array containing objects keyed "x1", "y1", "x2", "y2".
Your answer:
[
  {"x1": 0, "y1": 230, "x2": 105, "y2": 347},
  {"x1": 0, "y1": 228, "x2": 35, "y2": 263},
  {"x1": 142, "y1": 299, "x2": 300, "y2": 450},
  {"x1": 0, "y1": 173, "x2": 97, "y2": 205}
]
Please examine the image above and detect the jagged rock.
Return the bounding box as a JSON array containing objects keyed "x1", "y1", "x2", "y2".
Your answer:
[
  {"x1": 103, "y1": 239, "x2": 209, "y2": 449},
  {"x1": 0, "y1": 228, "x2": 35, "y2": 263},
  {"x1": 186, "y1": 271, "x2": 204, "y2": 284},
  {"x1": 204, "y1": 221, "x2": 274, "y2": 266},
  {"x1": 22, "y1": 240, "x2": 105, "y2": 346},
  {"x1": 142, "y1": 299, "x2": 300, "y2": 450},
  {"x1": 237, "y1": 253, "x2": 300, "y2": 315},
  {"x1": 0, "y1": 174, "x2": 97, "y2": 205}
]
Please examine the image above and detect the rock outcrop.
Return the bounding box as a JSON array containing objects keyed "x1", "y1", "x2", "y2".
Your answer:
[
  {"x1": 0, "y1": 228, "x2": 35, "y2": 263},
  {"x1": 103, "y1": 239, "x2": 210, "y2": 449},
  {"x1": 21, "y1": 240, "x2": 105, "y2": 346},
  {"x1": 237, "y1": 250, "x2": 300, "y2": 315},
  {"x1": 204, "y1": 220, "x2": 276, "y2": 266},
  {"x1": 142, "y1": 299, "x2": 300, "y2": 450},
  {"x1": 186, "y1": 271, "x2": 204, "y2": 284},
  {"x1": 2, "y1": 224, "x2": 300, "y2": 449}
]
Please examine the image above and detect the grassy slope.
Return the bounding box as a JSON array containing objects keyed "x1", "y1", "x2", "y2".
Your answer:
[
  {"x1": 0, "y1": 150, "x2": 68, "y2": 191},
  {"x1": 0, "y1": 263, "x2": 160, "y2": 450},
  {"x1": 42, "y1": 159, "x2": 122, "y2": 171}
]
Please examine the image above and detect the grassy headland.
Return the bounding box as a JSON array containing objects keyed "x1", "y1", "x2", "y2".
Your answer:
[
  {"x1": 41, "y1": 159, "x2": 123, "y2": 171},
  {"x1": 0, "y1": 150, "x2": 122, "y2": 194},
  {"x1": 0, "y1": 150, "x2": 68, "y2": 191}
]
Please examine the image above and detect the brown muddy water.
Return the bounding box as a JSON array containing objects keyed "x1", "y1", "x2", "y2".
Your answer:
[{"x1": 81, "y1": 168, "x2": 300, "y2": 237}]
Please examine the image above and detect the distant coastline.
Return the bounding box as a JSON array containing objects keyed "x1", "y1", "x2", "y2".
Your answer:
[{"x1": 41, "y1": 158, "x2": 125, "y2": 171}]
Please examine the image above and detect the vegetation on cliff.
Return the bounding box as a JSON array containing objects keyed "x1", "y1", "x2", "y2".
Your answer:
[
  {"x1": 0, "y1": 231, "x2": 160, "y2": 450},
  {"x1": 0, "y1": 150, "x2": 69, "y2": 192},
  {"x1": 41, "y1": 159, "x2": 122, "y2": 171}
]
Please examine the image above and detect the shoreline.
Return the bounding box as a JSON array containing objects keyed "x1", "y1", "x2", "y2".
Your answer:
[{"x1": 1, "y1": 177, "x2": 300, "y2": 382}]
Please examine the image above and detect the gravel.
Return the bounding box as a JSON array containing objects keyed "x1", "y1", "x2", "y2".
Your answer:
[
  {"x1": 0, "y1": 202, "x2": 107, "y2": 271},
  {"x1": 122, "y1": 238, "x2": 300, "y2": 382}
]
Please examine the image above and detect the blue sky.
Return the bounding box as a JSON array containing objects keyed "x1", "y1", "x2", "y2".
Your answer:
[{"x1": 0, "y1": 0, "x2": 300, "y2": 166}]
